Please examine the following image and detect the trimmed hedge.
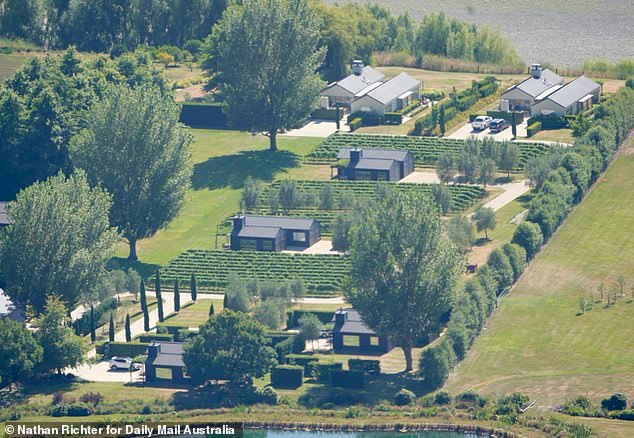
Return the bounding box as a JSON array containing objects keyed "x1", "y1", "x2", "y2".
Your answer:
[
  {"x1": 348, "y1": 358, "x2": 381, "y2": 375},
  {"x1": 527, "y1": 114, "x2": 567, "y2": 129},
  {"x1": 526, "y1": 121, "x2": 542, "y2": 137},
  {"x1": 384, "y1": 112, "x2": 403, "y2": 125},
  {"x1": 349, "y1": 117, "x2": 362, "y2": 132},
  {"x1": 179, "y1": 102, "x2": 228, "y2": 128},
  {"x1": 286, "y1": 354, "x2": 319, "y2": 373},
  {"x1": 486, "y1": 110, "x2": 525, "y2": 124},
  {"x1": 137, "y1": 333, "x2": 174, "y2": 343},
  {"x1": 104, "y1": 342, "x2": 148, "y2": 358},
  {"x1": 287, "y1": 310, "x2": 334, "y2": 328},
  {"x1": 271, "y1": 365, "x2": 304, "y2": 388},
  {"x1": 316, "y1": 362, "x2": 343, "y2": 383},
  {"x1": 330, "y1": 369, "x2": 365, "y2": 388},
  {"x1": 155, "y1": 323, "x2": 189, "y2": 335},
  {"x1": 311, "y1": 108, "x2": 340, "y2": 121}
]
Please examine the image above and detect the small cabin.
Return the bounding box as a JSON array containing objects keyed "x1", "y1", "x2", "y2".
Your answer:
[
  {"x1": 230, "y1": 215, "x2": 321, "y2": 252},
  {"x1": 332, "y1": 308, "x2": 393, "y2": 354},
  {"x1": 337, "y1": 147, "x2": 414, "y2": 182}
]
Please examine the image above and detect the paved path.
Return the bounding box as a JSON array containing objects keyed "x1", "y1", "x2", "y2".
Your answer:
[
  {"x1": 400, "y1": 171, "x2": 441, "y2": 184},
  {"x1": 279, "y1": 120, "x2": 341, "y2": 138},
  {"x1": 448, "y1": 120, "x2": 528, "y2": 141},
  {"x1": 282, "y1": 239, "x2": 343, "y2": 255},
  {"x1": 479, "y1": 180, "x2": 531, "y2": 212}
]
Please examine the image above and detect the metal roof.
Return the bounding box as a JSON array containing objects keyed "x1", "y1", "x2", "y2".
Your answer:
[
  {"x1": 542, "y1": 76, "x2": 600, "y2": 108},
  {"x1": 242, "y1": 215, "x2": 316, "y2": 231},
  {"x1": 326, "y1": 66, "x2": 385, "y2": 94},
  {"x1": 534, "y1": 84, "x2": 563, "y2": 101},
  {"x1": 332, "y1": 309, "x2": 377, "y2": 335},
  {"x1": 351, "y1": 158, "x2": 396, "y2": 171},
  {"x1": 0, "y1": 202, "x2": 9, "y2": 226},
  {"x1": 365, "y1": 72, "x2": 420, "y2": 104},
  {"x1": 147, "y1": 342, "x2": 185, "y2": 368},
  {"x1": 507, "y1": 69, "x2": 564, "y2": 98},
  {"x1": 338, "y1": 147, "x2": 410, "y2": 161},
  {"x1": 236, "y1": 226, "x2": 281, "y2": 239}
]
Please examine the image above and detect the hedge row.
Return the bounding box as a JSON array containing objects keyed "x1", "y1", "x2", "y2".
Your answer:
[
  {"x1": 271, "y1": 365, "x2": 303, "y2": 389},
  {"x1": 348, "y1": 359, "x2": 381, "y2": 375},
  {"x1": 285, "y1": 354, "x2": 319, "y2": 373},
  {"x1": 137, "y1": 333, "x2": 174, "y2": 343},
  {"x1": 526, "y1": 121, "x2": 542, "y2": 137},
  {"x1": 103, "y1": 342, "x2": 149, "y2": 358},
  {"x1": 179, "y1": 102, "x2": 228, "y2": 129}
]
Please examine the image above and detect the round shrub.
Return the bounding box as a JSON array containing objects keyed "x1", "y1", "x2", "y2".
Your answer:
[
  {"x1": 66, "y1": 402, "x2": 92, "y2": 416},
  {"x1": 256, "y1": 387, "x2": 279, "y2": 405},
  {"x1": 394, "y1": 388, "x2": 416, "y2": 406},
  {"x1": 601, "y1": 393, "x2": 627, "y2": 411},
  {"x1": 434, "y1": 391, "x2": 453, "y2": 405},
  {"x1": 511, "y1": 221, "x2": 544, "y2": 259}
]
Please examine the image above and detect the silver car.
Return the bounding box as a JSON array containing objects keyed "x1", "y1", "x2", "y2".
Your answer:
[{"x1": 109, "y1": 357, "x2": 141, "y2": 371}]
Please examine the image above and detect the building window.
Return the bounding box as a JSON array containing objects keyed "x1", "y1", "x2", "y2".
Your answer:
[
  {"x1": 354, "y1": 170, "x2": 372, "y2": 180},
  {"x1": 343, "y1": 335, "x2": 360, "y2": 347},
  {"x1": 376, "y1": 172, "x2": 388, "y2": 181},
  {"x1": 370, "y1": 336, "x2": 380, "y2": 346},
  {"x1": 240, "y1": 239, "x2": 257, "y2": 250},
  {"x1": 262, "y1": 240, "x2": 273, "y2": 251},
  {"x1": 292, "y1": 232, "x2": 307, "y2": 242}
]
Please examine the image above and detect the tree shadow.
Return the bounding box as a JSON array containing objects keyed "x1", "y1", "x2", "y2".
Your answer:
[
  {"x1": 108, "y1": 257, "x2": 162, "y2": 279},
  {"x1": 1, "y1": 375, "x2": 79, "y2": 408},
  {"x1": 191, "y1": 150, "x2": 300, "y2": 191}
]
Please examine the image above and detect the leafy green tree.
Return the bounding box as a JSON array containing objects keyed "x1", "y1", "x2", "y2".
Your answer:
[
  {"x1": 319, "y1": 185, "x2": 335, "y2": 210},
  {"x1": 190, "y1": 273, "x2": 198, "y2": 301},
  {"x1": 0, "y1": 318, "x2": 42, "y2": 391},
  {"x1": 225, "y1": 273, "x2": 251, "y2": 312},
  {"x1": 89, "y1": 305, "x2": 96, "y2": 344},
  {"x1": 290, "y1": 279, "x2": 306, "y2": 303},
  {"x1": 459, "y1": 139, "x2": 480, "y2": 183},
  {"x1": 202, "y1": 0, "x2": 325, "y2": 152},
  {"x1": 278, "y1": 180, "x2": 302, "y2": 213},
  {"x1": 299, "y1": 313, "x2": 322, "y2": 352},
  {"x1": 108, "y1": 314, "x2": 115, "y2": 342},
  {"x1": 499, "y1": 142, "x2": 520, "y2": 178},
  {"x1": 478, "y1": 158, "x2": 497, "y2": 187},
  {"x1": 240, "y1": 176, "x2": 263, "y2": 211},
  {"x1": 525, "y1": 156, "x2": 552, "y2": 190},
  {"x1": 447, "y1": 215, "x2": 476, "y2": 251},
  {"x1": 332, "y1": 214, "x2": 354, "y2": 252},
  {"x1": 70, "y1": 84, "x2": 192, "y2": 261},
  {"x1": 439, "y1": 105, "x2": 447, "y2": 135},
  {"x1": 418, "y1": 339, "x2": 456, "y2": 389},
  {"x1": 253, "y1": 299, "x2": 287, "y2": 330},
  {"x1": 37, "y1": 296, "x2": 88, "y2": 374},
  {"x1": 140, "y1": 280, "x2": 149, "y2": 332},
  {"x1": 502, "y1": 243, "x2": 527, "y2": 281},
  {"x1": 0, "y1": 171, "x2": 118, "y2": 313},
  {"x1": 511, "y1": 221, "x2": 544, "y2": 259},
  {"x1": 436, "y1": 152, "x2": 456, "y2": 184},
  {"x1": 473, "y1": 207, "x2": 496, "y2": 239},
  {"x1": 155, "y1": 271, "x2": 164, "y2": 323},
  {"x1": 346, "y1": 191, "x2": 463, "y2": 371},
  {"x1": 174, "y1": 278, "x2": 181, "y2": 312},
  {"x1": 183, "y1": 310, "x2": 277, "y2": 384},
  {"x1": 487, "y1": 248, "x2": 514, "y2": 293},
  {"x1": 431, "y1": 183, "x2": 452, "y2": 214},
  {"x1": 125, "y1": 314, "x2": 132, "y2": 342}
]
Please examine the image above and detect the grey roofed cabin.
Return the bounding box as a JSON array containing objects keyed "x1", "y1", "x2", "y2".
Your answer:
[
  {"x1": 530, "y1": 75, "x2": 601, "y2": 117},
  {"x1": 145, "y1": 342, "x2": 186, "y2": 383},
  {"x1": 337, "y1": 147, "x2": 414, "y2": 182},
  {"x1": 332, "y1": 308, "x2": 393, "y2": 354},
  {"x1": 499, "y1": 64, "x2": 565, "y2": 112},
  {"x1": 320, "y1": 61, "x2": 385, "y2": 109},
  {"x1": 230, "y1": 215, "x2": 321, "y2": 252},
  {"x1": 0, "y1": 202, "x2": 10, "y2": 227},
  {"x1": 350, "y1": 72, "x2": 422, "y2": 115}
]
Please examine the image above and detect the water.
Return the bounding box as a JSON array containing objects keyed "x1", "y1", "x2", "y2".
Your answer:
[{"x1": 244, "y1": 431, "x2": 482, "y2": 438}]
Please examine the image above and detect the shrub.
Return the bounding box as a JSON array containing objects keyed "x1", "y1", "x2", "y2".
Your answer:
[
  {"x1": 511, "y1": 221, "x2": 544, "y2": 259},
  {"x1": 349, "y1": 117, "x2": 362, "y2": 132},
  {"x1": 286, "y1": 310, "x2": 333, "y2": 328},
  {"x1": 285, "y1": 354, "x2": 319, "y2": 373},
  {"x1": 502, "y1": 243, "x2": 527, "y2": 281},
  {"x1": 67, "y1": 402, "x2": 92, "y2": 416},
  {"x1": 394, "y1": 388, "x2": 416, "y2": 406},
  {"x1": 527, "y1": 114, "x2": 567, "y2": 129},
  {"x1": 105, "y1": 342, "x2": 149, "y2": 358},
  {"x1": 526, "y1": 121, "x2": 542, "y2": 137},
  {"x1": 179, "y1": 103, "x2": 228, "y2": 129},
  {"x1": 330, "y1": 370, "x2": 365, "y2": 388},
  {"x1": 562, "y1": 396, "x2": 601, "y2": 417},
  {"x1": 612, "y1": 409, "x2": 634, "y2": 420},
  {"x1": 255, "y1": 387, "x2": 279, "y2": 405},
  {"x1": 418, "y1": 340, "x2": 456, "y2": 389},
  {"x1": 348, "y1": 359, "x2": 381, "y2": 375},
  {"x1": 137, "y1": 333, "x2": 174, "y2": 343},
  {"x1": 49, "y1": 404, "x2": 68, "y2": 417},
  {"x1": 626, "y1": 77, "x2": 634, "y2": 89},
  {"x1": 271, "y1": 365, "x2": 303, "y2": 389},
  {"x1": 434, "y1": 391, "x2": 453, "y2": 405},
  {"x1": 384, "y1": 112, "x2": 403, "y2": 125},
  {"x1": 601, "y1": 393, "x2": 627, "y2": 411},
  {"x1": 316, "y1": 362, "x2": 342, "y2": 383},
  {"x1": 487, "y1": 248, "x2": 515, "y2": 294},
  {"x1": 456, "y1": 390, "x2": 487, "y2": 409},
  {"x1": 79, "y1": 392, "x2": 104, "y2": 405},
  {"x1": 274, "y1": 336, "x2": 300, "y2": 362}
]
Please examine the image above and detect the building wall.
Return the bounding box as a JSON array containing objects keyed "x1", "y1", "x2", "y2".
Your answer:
[
  {"x1": 351, "y1": 95, "x2": 385, "y2": 115},
  {"x1": 230, "y1": 236, "x2": 281, "y2": 251},
  {"x1": 500, "y1": 88, "x2": 533, "y2": 112},
  {"x1": 321, "y1": 85, "x2": 354, "y2": 108},
  {"x1": 332, "y1": 332, "x2": 392, "y2": 354}
]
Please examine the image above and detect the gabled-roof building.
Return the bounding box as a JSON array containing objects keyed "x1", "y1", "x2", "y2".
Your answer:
[
  {"x1": 145, "y1": 342, "x2": 186, "y2": 383},
  {"x1": 337, "y1": 147, "x2": 414, "y2": 182},
  {"x1": 230, "y1": 215, "x2": 321, "y2": 252},
  {"x1": 530, "y1": 75, "x2": 601, "y2": 117},
  {"x1": 320, "y1": 61, "x2": 385, "y2": 109},
  {"x1": 351, "y1": 72, "x2": 422, "y2": 115},
  {"x1": 332, "y1": 308, "x2": 393, "y2": 354},
  {"x1": 500, "y1": 64, "x2": 565, "y2": 113}
]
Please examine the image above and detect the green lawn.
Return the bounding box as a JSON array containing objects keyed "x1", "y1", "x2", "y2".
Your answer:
[
  {"x1": 119, "y1": 130, "x2": 322, "y2": 272},
  {"x1": 162, "y1": 299, "x2": 223, "y2": 328},
  {"x1": 446, "y1": 134, "x2": 634, "y2": 407},
  {"x1": 0, "y1": 53, "x2": 30, "y2": 81}
]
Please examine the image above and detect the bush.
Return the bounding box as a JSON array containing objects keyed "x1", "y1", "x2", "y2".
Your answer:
[
  {"x1": 502, "y1": 243, "x2": 527, "y2": 281},
  {"x1": 311, "y1": 108, "x2": 340, "y2": 121},
  {"x1": 348, "y1": 358, "x2": 381, "y2": 375},
  {"x1": 384, "y1": 112, "x2": 403, "y2": 125},
  {"x1": 330, "y1": 370, "x2": 365, "y2": 388},
  {"x1": 434, "y1": 391, "x2": 453, "y2": 405},
  {"x1": 271, "y1": 365, "x2": 303, "y2": 389},
  {"x1": 49, "y1": 404, "x2": 68, "y2": 417},
  {"x1": 349, "y1": 117, "x2": 362, "y2": 132},
  {"x1": 316, "y1": 362, "x2": 343, "y2": 382},
  {"x1": 285, "y1": 354, "x2": 319, "y2": 373},
  {"x1": 105, "y1": 342, "x2": 148, "y2": 358},
  {"x1": 527, "y1": 114, "x2": 567, "y2": 129},
  {"x1": 394, "y1": 388, "x2": 416, "y2": 406},
  {"x1": 526, "y1": 121, "x2": 542, "y2": 137},
  {"x1": 255, "y1": 387, "x2": 279, "y2": 405},
  {"x1": 78, "y1": 392, "x2": 104, "y2": 405},
  {"x1": 612, "y1": 409, "x2": 634, "y2": 420},
  {"x1": 418, "y1": 340, "x2": 456, "y2": 389},
  {"x1": 66, "y1": 402, "x2": 92, "y2": 416},
  {"x1": 511, "y1": 221, "x2": 544, "y2": 259},
  {"x1": 286, "y1": 310, "x2": 333, "y2": 328},
  {"x1": 601, "y1": 393, "x2": 627, "y2": 411},
  {"x1": 155, "y1": 324, "x2": 189, "y2": 335},
  {"x1": 487, "y1": 248, "x2": 515, "y2": 293},
  {"x1": 456, "y1": 390, "x2": 487, "y2": 409},
  {"x1": 626, "y1": 77, "x2": 634, "y2": 89},
  {"x1": 274, "y1": 336, "x2": 299, "y2": 362},
  {"x1": 486, "y1": 110, "x2": 524, "y2": 123},
  {"x1": 562, "y1": 396, "x2": 602, "y2": 417}
]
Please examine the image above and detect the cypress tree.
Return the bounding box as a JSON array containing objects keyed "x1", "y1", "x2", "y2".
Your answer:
[
  {"x1": 190, "y1": 273, "x2": 198, "y2": 301},
  {"x1": 223, "y1": 293, "x2": 229, "y2": 310},
  {"x1": 108, "y1": 314, "x2": 115, "y2": 342},
  {"x1": 174, "y1": 278, "x2": 181, "y2": 312},
  {"x1": 140, "y1": 279, "x2": 150, "y2": 332},
  {"x1": 125, "y1": 313, "x2": 131, "y2": 342},
  {"x1": 209, "y1": 303, "x2": 215, "y2": 317},
  {"x1": 439, "y1": 105, "x2": 446, "y2": 136},
  {"x1": 156, "y1": 270, "x2": 164, "y2": 322},
  {"x1": 90, "y1": 304, "x2": 96, "y2": 344}
]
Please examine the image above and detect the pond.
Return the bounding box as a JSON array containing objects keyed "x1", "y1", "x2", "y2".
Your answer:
[{"x1": 244, "y1": 431, "x2": 483, "y2": 438}]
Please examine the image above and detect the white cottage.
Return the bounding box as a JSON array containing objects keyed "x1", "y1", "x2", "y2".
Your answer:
[
  {"x1": 350, "y1": 72, "x2": 421, "y2": 115},
  {"x1": 530, "y1": 76, "x2": 601, "y2": 117},
  {"x1": 499, "y1": 64, "x2": 564, "y2": 113},
  {"x1": 320, "y1": 61, "x2": 385, "y2": 109}
]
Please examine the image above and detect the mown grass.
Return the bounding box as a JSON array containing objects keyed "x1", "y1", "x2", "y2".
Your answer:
[
  {"x1": 446, "y1": 134, "x2": 634, "y2": 407},
  {"x1": 161, "y1": 299, "x2": 224, "y2": 328}
]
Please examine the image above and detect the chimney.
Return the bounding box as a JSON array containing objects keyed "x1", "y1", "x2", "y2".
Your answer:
[
  {"x1": 335, "y1": 310, "x2": 348, "y2": 325},
  {"x1": 351, "y1": 60, "x2": 364, "y2": 76},
  {"x1": 233, "y1": 215, "x2": 245, "y2": 231},
  {"x1": 147, "y1": 343, "x2": 160, "y2": 359},
  {"x1": 530, "y1": 63, "x2": 543, "y2": 79},
  {"x1": 350, "y1": 148, "x2": 363, "y2": 163}
]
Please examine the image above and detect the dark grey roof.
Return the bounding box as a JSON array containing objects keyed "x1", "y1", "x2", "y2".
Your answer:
[
  {"x1": 0, "y1": 202, "x2": 9, "y2": 226},
  {"x1": 242, "y1": 215, "x2": 316, "y2": 231},
  {"x1": 352, "y1": 158, "x2": 395, "y2": 171},
  {"x1": 147, "y1": 342, "x2": 185, "y2": 368},
  {"x1": 364, "y1": 72, "x2": 420, "y2": 104},
  {"x1": 326, "y1": 66, "x2": 385, "y2": 94},
  {"x1": 236, "y1": 226, "x2": 281, "y2": 239},
  {"x1": 541, "y1": 76, "x2": 600, "y2": 108},
  {"x1": 333, "y1": 308, "x2": 377, "y2": 335},
  {"x1": 506, "y1": 69, "x2": 564, "y2": 98},
  {"x1": 338, "y1": 147, "x2": 410, "y2": 161}
]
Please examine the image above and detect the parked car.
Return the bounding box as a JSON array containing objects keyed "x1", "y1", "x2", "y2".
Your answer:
[
  {"x1": 489, "y1": 118, "x2": 509, "y2": 133},
  {"x1": 109, "y1": 357, "x2": 141, "y2": 371},
  {"x1": 471, "y1": 115, "x2": 493, "y2": 130}
]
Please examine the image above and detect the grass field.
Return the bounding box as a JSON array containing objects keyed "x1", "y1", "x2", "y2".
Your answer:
[
  {"x1": 162, "y1": 299, "x2": 223, "y2": 328},
  {"x1": 119, "y1": 130, "x2": 322, "y2": 272},
  {"x1": 446, "y1": 133, "x2": 634, "y2": 408}
]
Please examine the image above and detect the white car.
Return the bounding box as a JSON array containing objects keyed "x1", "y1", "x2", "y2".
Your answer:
[
  {"x1": 471, "y1": 116, "x2": 493, "y2": 131},
  {"x1": 109, "y1": 357, "x2": 141, "y2": 371}
]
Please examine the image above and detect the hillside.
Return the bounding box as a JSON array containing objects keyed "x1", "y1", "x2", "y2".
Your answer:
[{"x1": 446, "y1": 132, "x2": 634, "y2": 407}]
